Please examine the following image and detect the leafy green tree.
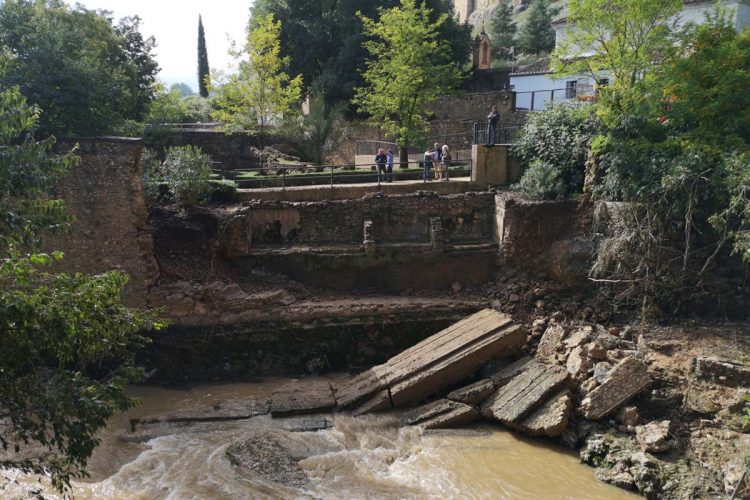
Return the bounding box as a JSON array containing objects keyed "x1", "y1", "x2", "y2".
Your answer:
[
  {"x1": 490, "y1": 1, "x2": 516, "y2": 61},
  {"x1": 212, "y1": 14, "x2": 303, "y2": 147},
  {"x1": 0, "y1": 0, "x2": 159, "y2": 136},
  {"x1": 353, "y1": 0, "x2": 463, "y2": 165},
  {"x1": 171, "y1": 82, "x2": 196, "y2": 98},
  {"x1": 286, "y1": 93, "x2": 347, "y2": 165},
  {"x1": 115, "y1": 15, "x2": 159, "y2": 119},
  {"x1": 552, "y1": 0, "x2": 681, "y2": 117},
  {"x1": 198, "y1": 15, "x2": 210, "y2": 98},
  {"x1": 513, "y1": 102, "x2": 597, "y2": 199},
  {"x1": 250, "y1": 0, "x2": 470, "y2": 107},
  {"x1": 0, "y1": 86, "x2": 161, "y2": 495},
  {"x1": 517, "y1": 0, "x2": 556, "y2": 56}
]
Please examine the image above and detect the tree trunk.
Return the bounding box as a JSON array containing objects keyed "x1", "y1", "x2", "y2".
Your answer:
[{"x1": 399, "y1": 144, "x2": 409, "y2": 169}]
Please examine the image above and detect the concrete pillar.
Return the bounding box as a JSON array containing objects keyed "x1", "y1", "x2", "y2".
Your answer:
[{"x1": 472, "y1": 144, "x2": 509, "y2": 186}]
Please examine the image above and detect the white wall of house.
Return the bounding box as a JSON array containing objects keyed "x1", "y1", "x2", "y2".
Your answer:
[
  {"x1": 677, "y1": 1, "x2": 750, "y2": 30},
  {"x1": 510, "y1": 73, "x2": 596, "y2": 111}
]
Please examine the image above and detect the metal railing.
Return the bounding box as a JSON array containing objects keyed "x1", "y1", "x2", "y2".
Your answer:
[
  {"x1": 513, "y1": 87, "x2": 598, "y2": 112},
  {"x1": 354, "y1": 131, "x2": 475, "y2": 157},
  {"x1": 145, "y1": 122, "x2": 221, "y2": 130},
  {"x1": 215, "y1": 159, "x2": 473, "y2": 190},
  {"x1": 472, "y1": 122, "x2": 522, "y2": 145}
]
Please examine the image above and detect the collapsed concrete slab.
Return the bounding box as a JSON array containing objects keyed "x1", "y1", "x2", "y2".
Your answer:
[
  {"x1": 490, "y1": 356, "x2": 534, "y2": 387},
  {"x1": 270, "y1": 380, "x2": 336, "y2": 417},
  {"x1": 536, "y1": 325, "x2": 566, "y2": 360},
  {"x1": 334, "y1": 308, "x2": 526, "y2": 413},
  {"x1": 481, "y1": 361, "x2": 571, "y2": 425},
  {"x1": 516, "y1": 390, "x2": 572, "y2": 437},
  {"x1": 131, "y1": 399, "x2": 270, "y2": 427},
  {"x1": 447, "y1": 378, "x2": 496, "y2": 405},
  {"x1": 580, "y1": 356, "x2": 651, "y2": 420},
  {"x1": 401, "y1": 399, "x2": 480, "y2": 429}
]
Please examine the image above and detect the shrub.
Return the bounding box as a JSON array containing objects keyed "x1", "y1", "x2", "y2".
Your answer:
[
  {"x1": 513, "y1": 102, "x2": 597, "y2": 198},
  {"x1": 162, "y1": 146, "x2": 213, "y2": 207},
  {"x1": 516, "y1": 159, "x2": 566, "y2": 199},
  {"x1": 141, "y1": 148, "x2": 164, "y2": 207}
]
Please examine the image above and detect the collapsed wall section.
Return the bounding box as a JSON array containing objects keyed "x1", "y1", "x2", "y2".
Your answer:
[{"x1": 46, "y1": 137, "x2": 159, "y2": 307}]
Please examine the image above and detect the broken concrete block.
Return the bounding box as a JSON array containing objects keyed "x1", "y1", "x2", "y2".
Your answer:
[
  {"x1": 481, "y1": 361, "x2": 571, "y2": 425},
  {"x1": 336, "y1": 308, "x2": 526, "y2": 413},
  {"x1": 616, "y1": 406, "x2": 640, "y2": 427},
  {"x1": 580, "y1": 356, "x2": 651, "y2": 420},
  {"x1": 593, "y1": 361, "x2": 613, "y2": 384},
  {"x1": 401, "y1": 399, "x2": 480, "y2": 429},
  {"x1": 516, "y1": 390, "x2": 572, "y2": 437},
  {"x1": 566, "y1": 346, "x2": 592, "y2": 379},
  {"x1": 693, "y1": 356, "x2": 750, "y2": 388},
  {"x1": 334, "y1": 367, "x2": 388, "y2": 410},
  {"x1": 564, "y1": 327, "x2": 592, "y2": 350},
  {"x1": 536, "y1": 324, "x2": 566, "y2": 360},
  {"x1": 635, "y1": 420, "x2": 671, "y2": 453},
  {"x1": 132, "y1": 399, "x2": 270, "y2": 428},
  {"x1": 270, "y1": 380, "x2": 336, "y2": 417},
  {"x1": 587, "y1": 341, "x2": 608, "y2": 360},
  {"x1": 447, "y1": 378, "x2": 496, "y2": 405},
  {"x1": 579, "y1": 378, "x2": 599, "y2": 394},
  {"x1": 489, "y1": 356, "x2": 534, "y2": 387}
]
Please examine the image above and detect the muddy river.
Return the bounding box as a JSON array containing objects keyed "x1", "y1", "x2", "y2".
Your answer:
[{"x1": 4, "y1": 380, "x2": 636, "y2": 499}]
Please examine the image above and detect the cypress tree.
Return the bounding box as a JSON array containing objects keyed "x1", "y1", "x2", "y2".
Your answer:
[
  {"x1": 518, "y1": 0, "x2": 556, "y2": 56},
  {"x1": 490, "y1": 2, "x2": 517, "y2": 61},
  {"x1": 197, "y1": 15, "x2": 210, "y2": 98}
]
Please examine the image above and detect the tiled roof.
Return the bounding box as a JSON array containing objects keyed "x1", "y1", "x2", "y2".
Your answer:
[{"x1": 510, "y1": 57, "x2": 551, "y2": 76}]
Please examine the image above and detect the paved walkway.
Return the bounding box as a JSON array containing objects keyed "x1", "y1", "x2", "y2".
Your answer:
[{"x1": 236, "y1": 176, "x2": 476, "y2": 202}]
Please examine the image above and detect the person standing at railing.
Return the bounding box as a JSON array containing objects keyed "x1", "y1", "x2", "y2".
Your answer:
[
  {"x1": 440, "y1": 144, "x2": 451, "y2": 182},
  {"x1": 433, "y1": 143, "x2": 442, "y2": 180},
  {"x1": 385, "y1": 149, "x2": 394, "y2": 183},
  {"x1": 375, "y1": 148, "x2": 388, "y2": 183},
  {"x1": 486, "y1": 104, "x2": 499, "y2": 146},
  {"x1": 423, "y1": 147, "x2": 434, "y2": 181}
]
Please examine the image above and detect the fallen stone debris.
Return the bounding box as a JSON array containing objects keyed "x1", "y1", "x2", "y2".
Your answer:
[{"x1": 126, "y1": 308, "x2": 750, "y2": 499}]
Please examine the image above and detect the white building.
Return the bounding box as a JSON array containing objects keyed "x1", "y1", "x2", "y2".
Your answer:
[{"x1": 511, "y1": 0, "x2": 750, "y2": 111}]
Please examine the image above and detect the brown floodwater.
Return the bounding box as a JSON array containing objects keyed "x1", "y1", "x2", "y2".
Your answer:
[{"x1": 4, "y1": 379, "x2": 637, "y2": 499}]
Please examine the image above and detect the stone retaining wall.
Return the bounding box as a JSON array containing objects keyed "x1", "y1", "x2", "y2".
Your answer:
[{"x1": 47, "y1": 137, "x2": 159, "y2": 307}]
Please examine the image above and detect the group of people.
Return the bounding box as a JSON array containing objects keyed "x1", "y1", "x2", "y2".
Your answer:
[
  {"x1": 374, "y1": 148, "x2": 395, "y2": 182},
  {"x1": 374, "y1": 142, "x2": 453, "y2": 183},
  {"x1": 422, "y1": 142, "x2": 451, "y2": 182}
]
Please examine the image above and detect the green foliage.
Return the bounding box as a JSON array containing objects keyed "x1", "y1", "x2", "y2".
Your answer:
[
  {"x1": 212, "y1": 14, "x2": 303, "y2": 144},
  {"x1": 490, "y1": 2, "x2": 517, "y2": 61},
  {"x1": 516, "y1": 160, "x2": 566, "y2": 199},
  {"x1": 517, "y1": 0, "x2": 556, "y2": 56},
  {"x1": 286, "y1": 94, "x2": 348, "y2": 165},
  {"x1": 0, "y1": 87, "x2": 76, "y2": 251},
  {"x1": 146, "y1": 86, "x2": 215, "y2": 125},
  {"x1": 0, "y1": 86, "x2": 161, "y2": 494},
  {"x1": 513, "y1": 102, "x2": 597, "y2": 198},
  {"x1": 250, "y1": 0, "x2": 470, "y2": 107},
  {"x1": 141, "y1": 148, "x2": 165, "y2": 207},
  {"x1": 660, "y1": 16, "x2": 750, "y2": 144},
  {"x1": 585, "y1": 13, "x2": 750, "y2": 317},
  {"x1": 0, "y1": 0, "x2": 159, "y2": 136},
  {"x1": 162, "y1": 146, "x2": 214, "y2": 208},
  {"x1": 353, "y1": 0, "x2": 463, "y2": 160},
  {"x1": 198, "y1": 15, "x2": 210, "y2": 98},
  {"x1": 552, "y1": 0, "x2": 681, "y2": 118},
  {"x1": 170, "y1": 82, "x2": 196, "y2": 98}
]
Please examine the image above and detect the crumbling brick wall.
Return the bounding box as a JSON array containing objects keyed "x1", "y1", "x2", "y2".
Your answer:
[
  {"x1": 229, "y1": 191, "x2": 498, "y2": 252},
  {"x1": 46, "y1": 137, "x2": 159, "y2": 307}
]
